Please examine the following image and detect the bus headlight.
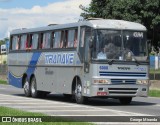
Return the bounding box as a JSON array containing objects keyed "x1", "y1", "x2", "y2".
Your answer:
[
  {"x1": 137, "y1": 80, "x2": 148, "y2": 85},
  {"x1": 93, "y1": 79, "x2": 111, "y2": 84}
]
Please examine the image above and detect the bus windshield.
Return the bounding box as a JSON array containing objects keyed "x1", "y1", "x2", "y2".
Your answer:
[
  {"x1": 92, "y1": 29, "x2": 147, "y2": 61},
  {"x1": 123, "y1": 31, "x2": 147, "y2": 56}
]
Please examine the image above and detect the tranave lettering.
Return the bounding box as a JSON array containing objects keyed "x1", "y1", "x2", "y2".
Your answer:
[{"x1": 45, "y1": 53, "x2": 74, "y2": 65}]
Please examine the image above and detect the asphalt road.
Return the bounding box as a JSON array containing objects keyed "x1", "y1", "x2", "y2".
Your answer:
[{"x1": 0, "y1": 84, "x2": 160, "y2": 124}]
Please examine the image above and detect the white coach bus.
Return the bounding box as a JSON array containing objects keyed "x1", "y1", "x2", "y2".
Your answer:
[
  {"x1": 8, "y1": 19, "x2": 150, "y2": 104},
  {"x1": 1, "y1": 44, "x2": 6, "y2": 54}
]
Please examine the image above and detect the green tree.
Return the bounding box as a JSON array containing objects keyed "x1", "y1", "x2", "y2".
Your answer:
[
  {"x1": 81, "y1": 0, "x2": 160, "y2": 48},
  {"x1": 0, "y1": 40, "x2": 5, "y2": 46},
  {"x1": 0, "y1": 37, "x2": 9, "y2": 46}
]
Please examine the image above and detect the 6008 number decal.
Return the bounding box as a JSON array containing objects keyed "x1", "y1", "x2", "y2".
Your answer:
[{"x1": 99, "y1": 66, "x2": 108, "y2": 70}]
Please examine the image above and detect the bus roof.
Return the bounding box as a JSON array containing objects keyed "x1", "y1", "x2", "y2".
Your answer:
[{"x1": 10, "y1": 19, "x2": 146, "y2": 35}]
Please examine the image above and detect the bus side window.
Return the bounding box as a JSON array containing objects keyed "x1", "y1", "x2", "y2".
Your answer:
[
  {"x1": 32, "y1": 34, "x2": 39, "y2": 49},
  {"x1": 25, "y1": 34, "x2": 29, "y2": 49},
  {"x1": 64, "y1": 30, "x2": 68, "y2": 48},
  {"x1": 26, "y1": 34, "x2": 33, "y2": 49},
  {"x1": 74, "y1": 29, "x2": 78, "y2": 48},
  {"x1": 42, "y1": 32, "x2": 51, "y2": 49},
  {"x1": 53, "y1": 31, "x2": 61, "y2": 48},
  {"x1": 84, "y1": 27, "x2": 92, "y2": 62},
  {"x1": 79, "y1": 27, "x2": 86, "y2": 62},
  {"x1": 20, "y1": 34, "x2": 27, "y2": 50},
  {"x1": 80, "y1": 28, "x2": 85, "y2": 47},
  {"x1": 67, "y1": 30, "x2": 75, "y2": 48},
  {"x1": 60, "y1": 31, "x2": 64, "y2": 48},
  {"x1": 16, "y1": 36, "x2": 20, "y2": 50},
  {"x1": 39, "y1": 33, "x2": 43, "y2": 49},
  {"x1": 51, "y1": 32, "x2": 55, "y2": 48},
  {"x1": 79, "y1": 27, "x2": 92, "y2": 62},
  {"x1": 11, "y1": 36, "x2": 19, "y2": 50},
  {"x1": 10, "y1": 36, "x2": 13, "y2": 50}
]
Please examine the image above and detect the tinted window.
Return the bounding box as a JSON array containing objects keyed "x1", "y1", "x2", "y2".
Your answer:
[
  {"x1": 32, "y1": 34, "x2": 39, "y2": 49},
  {"x1": 12, "y1": 36, "x2": 19, "y2": 50},
  {"x1": 28, "y1": 34, "x2": 32, "y2": 48},
  {"x1": 67, "y1": 30, "x2": 75, "y2": 48},
  {"x1": 53, "y1": 31, "x2": 61, "y2": 48},
  {"x1": 80, "y1": 28, "x2": 85, "y2": 47},
  {"x1": 20, "y1": 35, "x2": 27, "y2": 50},
  {"x1": 123, "y1": 31, "x2": 147, "y2": 56},
  {"x1": 74, "y1": 29, "x2": 78, "y2": 48},
  {"x1": 42, "y1": 32, "x2": 51, "y2": 49}
]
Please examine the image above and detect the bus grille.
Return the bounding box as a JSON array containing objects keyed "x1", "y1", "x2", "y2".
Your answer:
[
  {"x1": 99, "y1": 71, "x2": 146, "y2": 77},
  {"x1": 111, "y1": 79, "x2": 136, "y2": 84},
  {"x1": 108, "y1": 88, "x2": 138, "y2": 95}
]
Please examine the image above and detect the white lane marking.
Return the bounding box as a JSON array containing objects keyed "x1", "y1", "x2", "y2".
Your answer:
[
  {"x1": 0, "y1": 103, "x2": 74, "y2": 107},
  {"x1": 0, "y1": 99, "x2": 60, "y2": 102},
  {"x1": 0, "y1": 94, "x2": 73, "y2": 104},
  {"x1": 154, "y1": 104, "x2": 160, "y2": 107},
  {"x1": 148, "y1": 96, "x2": 160, "y2": 99},
  {"x1": 2, "y1": 105, "x2": 81, "y2": 108},
  {"x1": 0, "y1": 99, "x2": 53, "y2": 102},
  {"x1": 29, "y1": 109, "x2": 119, "y2": 112},
  {"x1": 0, "y1": 99, "x2": 66, "y2": 104},
  {"x1": 0, "y1": 102, "x2": 49, "y2": 105},
  {"x1": 0, "y1": 94, "x2": 150, "y2": 116},
  {"x1": 76, "y1": 105, "x2": 149, "y2": 116}
]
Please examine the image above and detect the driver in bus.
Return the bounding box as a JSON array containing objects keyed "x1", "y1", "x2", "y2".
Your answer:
[{"x1": 97, "y1": 48, "x2": 107, "y2": 59}]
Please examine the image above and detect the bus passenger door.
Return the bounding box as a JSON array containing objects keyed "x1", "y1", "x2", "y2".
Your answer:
[{"x1": 79, "y1": 27, "x2": 92, "y2": 73}]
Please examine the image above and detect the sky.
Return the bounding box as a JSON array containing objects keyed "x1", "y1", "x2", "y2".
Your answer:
[{"x1": 0, "y1": 0, "x2": 91, "y2": 39}]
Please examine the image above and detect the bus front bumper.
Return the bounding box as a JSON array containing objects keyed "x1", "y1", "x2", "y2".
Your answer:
[{"x1": 84, "y1": 84, "x2": 149, "y2": 97}]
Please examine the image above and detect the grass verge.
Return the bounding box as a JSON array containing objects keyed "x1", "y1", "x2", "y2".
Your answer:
[
  {"x1": 149, "y1": 89, "x2": 160, "y2": 97},
  {"x1": 150, "y1": 69, "x2": 160, "y2": 74},
  {"x1": 0, "y1": 106, "x2": 92, "y2": 125},
  {"x1": 0, "y1": 79, "x2": 7, "y2": 85}
]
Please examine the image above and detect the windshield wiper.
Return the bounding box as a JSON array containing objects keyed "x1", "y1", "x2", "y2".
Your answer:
[
  {"x1": 107, "y1": 49, "x2": 123, "y2": 65},
  {"x1": 108, "y1": 59, "x2": 115, "y2": 65},
  {"x1": 125, "y1": 50, "x2": 140, "y2": 66},
  {"x1": 131, "y1": 55, "x2": 140, "y2": 66}
]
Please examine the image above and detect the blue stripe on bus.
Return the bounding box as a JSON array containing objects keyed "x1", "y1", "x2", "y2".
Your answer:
[
  {"x1": 100, "y1": 74, "x2": 146, "y2": 77},
  {"x1": 99, "y1": 71, "x2": 146, "y2": 77},
  {"x1": 99, "y1": 71, "x2": 146, "y2": 74},
  {"x1": 26, "y1": 52, "x2": 41, "y2": 79},
  {"x1": 8, "y1": 72, "x2": 22, "y2": 88},
  {"x1": 8, "y1": 52, "x2": 41, "y2": 88}
]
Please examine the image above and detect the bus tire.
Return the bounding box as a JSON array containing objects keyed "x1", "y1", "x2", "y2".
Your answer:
[
  {"x1": 23, "y1": 77, "x2": 31, "y2": 97},
  {"x1": 119, "y1": 97, "x2": 132, "y2": 105},
  {"x1": 74, "y1": 81, "x2": 87, "y2": 104},
  {"x1": 30, "y1": 77, "x2": 40, "y2": 98}
]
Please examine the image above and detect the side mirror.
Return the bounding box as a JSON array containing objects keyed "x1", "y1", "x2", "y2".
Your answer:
[{"x1": 84, "y1": 62, "x2": 89, "y2": 73}]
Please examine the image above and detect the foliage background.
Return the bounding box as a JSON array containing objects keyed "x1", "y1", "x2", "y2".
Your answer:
[{"x1": 81, "y1": 0, "x2": 160, "y2": 49}]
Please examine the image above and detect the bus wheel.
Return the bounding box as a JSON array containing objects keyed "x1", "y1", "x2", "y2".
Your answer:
[
  {"x1": 74, "y1": 81, "x2": 87, "y2": 104},
  {"x1": 23, "y1": 78, "x2": 31, "y2": 97},
  {"x1": 31, "y1": 77, "x2": 40, "y2": 98},
  {"x1": 119, "y1": 97, "x2": 132, "y2": 105}
]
